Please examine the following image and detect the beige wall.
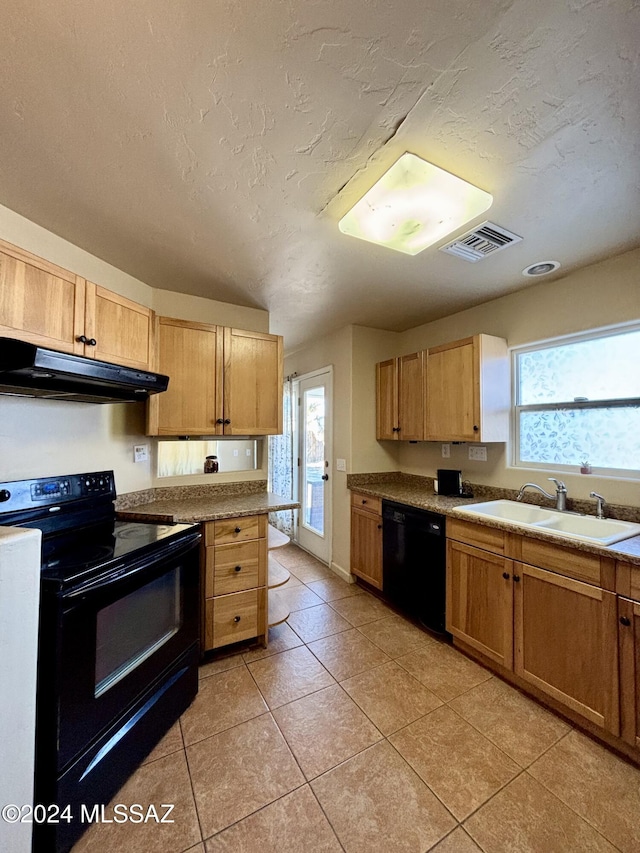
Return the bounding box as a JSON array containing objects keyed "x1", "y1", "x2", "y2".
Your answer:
[
  {"x1": 284, "y1": 326, "x2": 353, "y2": 575},
  {"x1": 396, "y1": 248, "x2": 640, "y2": 508},
  {"x1": 0, "y1": 204, "x2": 269, "y2": 494}
]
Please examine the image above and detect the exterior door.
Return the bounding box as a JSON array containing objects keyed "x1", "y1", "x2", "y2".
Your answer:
[{"x1": 295, "y1": 369, "x2": 332, "y2": 564}]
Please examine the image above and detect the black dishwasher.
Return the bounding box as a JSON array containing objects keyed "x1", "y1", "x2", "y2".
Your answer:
[{"x1": 382, "y1": 500, "x2": 447, "y2": 634}]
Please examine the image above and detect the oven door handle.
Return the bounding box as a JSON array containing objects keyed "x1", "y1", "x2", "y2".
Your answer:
[{"x1": 63, "y1": 532, "x2": 201, "y2": 600}]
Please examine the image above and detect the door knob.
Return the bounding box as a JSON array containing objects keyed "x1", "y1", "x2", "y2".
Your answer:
[{"x1": 321, "y1": 474, "x2": 329, "y2": 481}]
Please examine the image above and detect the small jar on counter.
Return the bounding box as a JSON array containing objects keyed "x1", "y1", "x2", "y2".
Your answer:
[{"x1": 204, "y1": 455, "x2": 219, "y2": 473}]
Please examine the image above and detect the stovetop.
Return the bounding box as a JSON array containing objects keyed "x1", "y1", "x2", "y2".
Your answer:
[
  {"x1": 0, "y1": 470, "x2": 199, "y2": 590},
  {"x1": 40, "y1": 519, "x2": 198, "y2": 587}
]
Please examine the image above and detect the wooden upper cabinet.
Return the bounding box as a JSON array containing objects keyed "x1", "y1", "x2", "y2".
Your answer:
[
  {"x1": 376, "y1": 352, "x2": 424, "y2": 440},
  {"x1": 84, "y1": 283, "x2": 153, "y2": 370},
  {"x1": 148, "y1": 317, "x2": 222, "y2": 436},
  {"x1": 0, "y1": 239, "x2": 154, "y2": 371},
  {"x1": 147, "y1": 319, "x2": 283, "y2": 437},
  {"x1": 0, "y1": 239, "x2": 85, "y2": 354},
  {"x1": 514, "y1": 563, "x2": 619, "y2": 734},
  {"x1": 425, "y1": 334, "x2": 509, "y2": 442},
  {"x1": 376, "y1": 358, "x2": 398, "y2": 439},
  {"x1": 223, "y1": 328, "x2": 283, "y2": 435}
]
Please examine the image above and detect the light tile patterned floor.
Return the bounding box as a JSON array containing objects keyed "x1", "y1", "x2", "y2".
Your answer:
[{"x1": 73, "y1": 544, "x2": 640, "y2": 853}]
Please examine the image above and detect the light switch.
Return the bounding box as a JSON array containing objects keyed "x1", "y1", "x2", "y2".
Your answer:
[{"x1": 133, "y1": 445, "x2": 149, "y2": 463}]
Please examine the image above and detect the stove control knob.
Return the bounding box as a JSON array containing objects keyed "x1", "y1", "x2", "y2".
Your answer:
[{"x1": 0, "y1": 489, "x2": 10, "y2": 502}]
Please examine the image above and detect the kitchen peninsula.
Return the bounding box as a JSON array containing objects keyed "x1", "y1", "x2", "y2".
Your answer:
[{"x1": 117, "y1": 482, "x2": 299, "y2": 655}]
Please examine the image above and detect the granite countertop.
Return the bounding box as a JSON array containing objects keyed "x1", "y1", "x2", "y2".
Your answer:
[
  {"x1": 348, "y1": 473, "x2": 640, "y2": 567},
  {"x1": 117, "y1": 491, "x2": 299, "y2": 524}
]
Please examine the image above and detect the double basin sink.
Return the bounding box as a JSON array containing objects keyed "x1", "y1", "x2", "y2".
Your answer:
[{"x1": 454, "y1": 500, "x2": 640, "y2": 546}]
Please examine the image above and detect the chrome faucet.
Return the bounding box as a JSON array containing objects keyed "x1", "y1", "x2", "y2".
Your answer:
[
  {"x1": 516, "y1": 478, "x2": 568, "y2": 511},
  {"x1": 589, "y1": 491, "x2": 606, "y2": 519}
]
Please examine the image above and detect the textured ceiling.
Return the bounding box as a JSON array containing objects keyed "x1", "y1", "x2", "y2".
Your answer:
[{"x1": 1, "y1": 0, "x2": 638, "y2": 349}]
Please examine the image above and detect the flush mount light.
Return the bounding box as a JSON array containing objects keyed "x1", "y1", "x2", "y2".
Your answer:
[
  {"x1": 338, "y1": 153, "x2": 493, "y2": 256},
  {"x1": 522, "y1": 261, "x2": 561, "y2": 277}
]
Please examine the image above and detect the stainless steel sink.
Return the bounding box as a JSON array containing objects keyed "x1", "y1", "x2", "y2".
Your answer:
[{"x1": 454, "y1": 499, "x2": 640, "y2": 546}]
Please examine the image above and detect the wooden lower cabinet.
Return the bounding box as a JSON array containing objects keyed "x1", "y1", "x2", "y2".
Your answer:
[
  {"x1": 446, "y1": 540, "x2": 513, "y2": 669},
  {"x1": 515, "y1": 563, "x2": 619, "y2": 734},
  {"x1": 203, "y1": 514, "x2": 268, "y2": 651},
  {"x1": 447, "y1": 525, "x2": 620, "y2": 738},
  {"x1": 350, "y1": 493, "x2": 382, "y2": 590},
  {"x1": 618, "y1": 596, "x2": 640, "y2": 749}
]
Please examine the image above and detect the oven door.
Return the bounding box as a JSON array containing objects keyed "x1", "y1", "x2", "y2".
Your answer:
[{"x1": 39, "y1": 531, "x2": 200, "y2": 772}]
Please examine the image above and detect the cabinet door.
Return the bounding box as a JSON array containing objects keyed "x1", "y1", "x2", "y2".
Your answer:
[
  {"x1": 0, "y1": 241, "x2": 85, "y2": 354},
  {"x1": 350, "y1": 506, "x2": 382, "y2": 590},
  {"x1": 223, "y1": 328, "x2": 283, "y2": 435},
  {"x1": 426, "y1": 338, "x2": 478, "y2": 440},
  {"x1": 84, "y1": 283, "x2": 153, "y2": 369},
  {"x1": 446, "y1": 540, "x2": 514, "y2": 668},
  {"x1": 150, "y1": 317, "x2": 222, "y2": 436},
  {"x1": 376, "y1": 358, "x2": 398, "y2": 440},
  {"x1": 398, "y1": 352, "x2": 424, "y2": 440},
  {"x1": 617, "y1": 596, "x2": 640, "y2": 749},
  {"x1": 514, "y1": 563, "x2": 619, "y2": 734}
]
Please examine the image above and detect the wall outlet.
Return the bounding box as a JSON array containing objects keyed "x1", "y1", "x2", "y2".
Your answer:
[
  {"x1": 233, "y1": 449, "x2": 239, "y2": 457},
  {"x1": 468, "y1": 445, "x2": 487, "y2": 462},
  {"x1": 336, "y1": 458, "x2": 347, "y2": 472},
  {"x1": 133, "y1": 444, "x2": 149, "y2": 463},
  {"x1": 441, "y1": 444, "x2": 450, "y2": 458},
  {"x1": 245, "y1": 448, "x2": 252, "y2": 456}
]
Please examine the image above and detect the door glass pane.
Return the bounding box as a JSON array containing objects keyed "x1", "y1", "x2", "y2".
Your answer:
[
  {"x1": 95, "y1": 569, "x2": 181, "y2": 697},
  {"x1": 303, "y1": 386, "x2": 325, "y2": 535}
]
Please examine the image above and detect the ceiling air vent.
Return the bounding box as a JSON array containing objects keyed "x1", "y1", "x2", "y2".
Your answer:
[{"x1": 440, "y1": 221, "x2": 522, "y2": 263}]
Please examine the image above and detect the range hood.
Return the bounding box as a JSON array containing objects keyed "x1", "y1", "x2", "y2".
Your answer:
[{"x1": 0, "y1": 338, "x2": 169, "y2": 403}]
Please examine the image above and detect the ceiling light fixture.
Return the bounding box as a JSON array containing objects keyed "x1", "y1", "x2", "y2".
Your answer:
[
  {"x1": 522, "y1": 261, "x2": 561, "y2": 277},
  {"x1": 338, "y1": 153, "x2": 493, "y2": 256}
]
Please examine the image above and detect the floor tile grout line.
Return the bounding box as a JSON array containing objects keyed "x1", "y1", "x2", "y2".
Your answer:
[
  {"x1": 182, "y1": 741, "x2": 207, "y2": 847},
  {"x1": 524, "y1": 735, "x2": 628, "y2": 853},
  {"x1": 442, "y1": 686, "x2": 574, "y2": 771},
  {"x1": 306, "y1": 784, "x2": 349, "y2": 853}
]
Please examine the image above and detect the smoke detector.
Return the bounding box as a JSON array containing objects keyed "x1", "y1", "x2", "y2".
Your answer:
[
  {"x1": 439, "y1": 221, "x2": 522, "y2": 262},
  {"x1": 522, "y1": 261, "x2": 561, "y2": 277}
]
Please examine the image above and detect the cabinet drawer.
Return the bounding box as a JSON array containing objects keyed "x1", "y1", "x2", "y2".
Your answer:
[
  {"x1": 520, "y1": 537, "x2": 602, "y2": 586},
  {"x1": 207, "y1": 590, "x2": 259, "y2": 649},
  {"x1": 448, "y1": 518, "x2": 505, "y2": 554},
  {"x1": 205, "y1": 514, "x2": 267, "y2": 546},
  {"x1": 205, "y1": 540, "x2": 265, "y2": 597},
  {"x1": 616, "y1": 561, "x2": 640, "y2": 602},
  {"x1": 350, "y1": 492, "x2": 382, "y2": 515}
]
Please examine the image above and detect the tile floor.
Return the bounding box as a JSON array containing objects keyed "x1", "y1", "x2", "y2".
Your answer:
[{"x1": 72, "y1": 544, "x2": 640, "y2": 853}]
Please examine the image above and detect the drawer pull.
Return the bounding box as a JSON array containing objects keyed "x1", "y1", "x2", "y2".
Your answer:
[
  {"x1": 620, "y1": 616, "x2": 631, "y2": 627},
  {"x1": 234, "y1": 526, "x2": 242, "y2": 533},
  {"x1": 234, "y1": 565, "x2": 242, "y2": 572},
  {"x1": 513, "y1": 574, "x2": 521, "y2": 583},
  {"x1": 502, "y1": 572, "x2": 510, "y2": 580},
  {"x1": 233, "y1": 615, "x2": 241, "y2": 623},
  {"x1": 362, "y1": 499, "x2": 367, "y2": 504}
]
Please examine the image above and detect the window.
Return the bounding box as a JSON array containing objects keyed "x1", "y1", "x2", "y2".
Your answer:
[{"x1": 513, "y1": 326, "x2": 640, "y2": 476}]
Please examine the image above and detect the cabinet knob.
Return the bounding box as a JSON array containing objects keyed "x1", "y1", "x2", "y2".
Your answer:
[
  {"x1": 233, "y1": 616, "x2": 241, "y2": 623},
  {"x1": 234, "y1": 526, "x2": 242, "y2": 533},
  {"x1": 392, "y1": 426, "x2": 400, "y2": 432},
  {"x1": 87, "y1": 338, "x2": 97, "y2": 346},
  {"x1": 620, "y1": 616, "x2": 631, "y2": 627},
  {"x1": 76, "y1": 334, "x2": 88, "y2": 343},
  {"x1": 377, "y1": 524, "x2": 382, "y2": 530},
  {"x1": 216, "y1": 418, "x2": 224, "y2": 424},
  {"x1": 0, "y1": 489, "x2": 11, "y2": 502},
  {"x1": 502, "y1": 572, "x2": 510, "y2": 580},
  {"x1": 234, "y1": 565, "x2": 242, "y2": 572},
  {"x1": 224, "y1": 419, "x2": 231, "y2": 425},
  {"x1": 513, "y1": 574, "x2": 521, "y2": 583},
  {"x1": 473, "y1": 425, "x2": 479, "y2": 432},
  {"x1": 361, "y1": 499, "x2": 367, "y2": 504}
]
